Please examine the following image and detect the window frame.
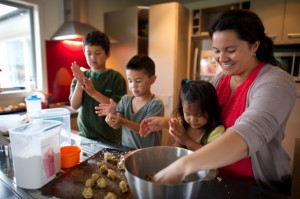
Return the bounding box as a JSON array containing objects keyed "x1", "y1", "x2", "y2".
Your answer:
[{"x1": 0, "y1": 0, "x2": 42, "y2": 105}]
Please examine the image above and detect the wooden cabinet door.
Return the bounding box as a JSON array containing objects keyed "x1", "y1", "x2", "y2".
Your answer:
[
  {"x1": 251, "y1": 0, "x2": 285, "y2": 44},
  {"x1": 282, "y1": 0, "x2": 300, "y2": 44}
]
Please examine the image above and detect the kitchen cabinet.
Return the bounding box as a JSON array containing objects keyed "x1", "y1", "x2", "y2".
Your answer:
[
  {"x1": 191, "y1": 1, "x2": 250, "y2": 37},
  {"x1": 105, "y1": 2, "x2": 189, "y2": 117},
  {"x1": 148, "y1": 2, "x2": 189, "y2": 117},
  {"x1": 104, "y1": 6, "x2": 149, "y2": 80},
  {"x1": 252, "y1": 0, "x2": 300, "y2": 44}
]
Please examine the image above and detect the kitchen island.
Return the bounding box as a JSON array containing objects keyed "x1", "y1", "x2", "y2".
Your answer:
[{"x1": 0, "y1": 132, "x2": 293, "y2": 199}]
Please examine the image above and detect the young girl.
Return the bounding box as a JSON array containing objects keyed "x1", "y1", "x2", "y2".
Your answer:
[{"x1": 140, "y1": 79, "x2": 224, "y2": 151}]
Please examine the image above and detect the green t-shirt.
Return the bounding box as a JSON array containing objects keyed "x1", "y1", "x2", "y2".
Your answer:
[{"x1": 70, "y1": 69, "x2": 127, "y2": 144}]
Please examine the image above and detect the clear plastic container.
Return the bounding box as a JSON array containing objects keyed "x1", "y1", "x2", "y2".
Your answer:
[
  {"x1": 29, "y1": 108, "x2": 71, "y2": 146},
  {"x1": 9, "y1": 120, "x2": 62, "y2": 189}
]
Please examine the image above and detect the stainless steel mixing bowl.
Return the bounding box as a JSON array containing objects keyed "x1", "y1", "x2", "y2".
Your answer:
[{"x1": 124, "y1": 146, "x2": 216, "y2": 199}]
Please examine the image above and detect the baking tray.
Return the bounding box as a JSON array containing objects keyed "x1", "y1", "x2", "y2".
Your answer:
[
  {"x1": 0, "y1": 108, "x2": 26, "y2": 115},
  {"x1": 41, "y1": 148, "x2": 134, "y2": 199}
]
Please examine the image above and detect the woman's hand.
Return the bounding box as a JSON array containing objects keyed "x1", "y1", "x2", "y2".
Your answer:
[
  {"x1": 153, "y1": 158, "x2": 186, "y2": 184},
  {"x1": 95, "y1": 99, "x2": 117, "y2": 116},
  {"x1": 139, "y1": 116, "x2": 165, "y2": 137}
]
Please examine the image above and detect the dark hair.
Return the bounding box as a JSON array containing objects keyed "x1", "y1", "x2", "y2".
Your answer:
[
  {"x1": 82, "y1": 31, "x2": 110, "y2": 54},
  {"x1": 209, "y1": 9, "x2": 282, "y2": 67},
  {"x1": 173, "y1": 79, "x2": 222, "y2": 145},
  {"x1": 126, "y1": 55, "x2": 155, "y2": 77}
]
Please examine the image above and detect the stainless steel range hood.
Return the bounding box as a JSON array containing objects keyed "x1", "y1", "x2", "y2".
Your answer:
[{"x1": 51, "y1": 0, "x2": 98, "y2": 41}]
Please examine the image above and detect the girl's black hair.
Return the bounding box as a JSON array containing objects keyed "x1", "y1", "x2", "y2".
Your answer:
[
  {"x1": 83, "y1": 31, "x2": 110, "y2": 54},
  {"x1": 173, "y1": 79, "x2": 222, "y2": 145},
  {"x1": 209, "y1": 9, "x2": 282, "y2": 68}
]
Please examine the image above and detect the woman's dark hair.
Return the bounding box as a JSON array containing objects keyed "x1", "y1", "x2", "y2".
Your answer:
[
  {"x1": 126, "y1": 55, "x2": 155, "y2": 77},
  {"x1": 83, "y1": 31, "x2": 110, "y2": 55},
  {"x1": 173, "y1": 79, "x2": 222, "y2": 145},
  {"x1": 209, "y1": 9, "x2": 282, "y2": 67}
]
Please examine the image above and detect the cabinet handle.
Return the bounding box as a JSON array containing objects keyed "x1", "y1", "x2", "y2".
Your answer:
[
  {"x1": 288, "y1": 33, "x2": 300, "y2": 39},
  {"x1": 268, "y1": 34, "x2": 277, "y2": 40}
]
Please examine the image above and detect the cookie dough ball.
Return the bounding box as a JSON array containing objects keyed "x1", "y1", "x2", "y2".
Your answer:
[
  {"x1": 85, "y1": 178, "x2": 95, "y2": 188},
  {"x1": 107, "y1": 169, "x2": 117, "y2": 180},
  {"x1": 97, "y1": 160, "x2": 106, "y2": 168},
  {"x1": 82, "y1": 187, "x2": 93, "y2": 199},
  {"x1": 91, "y1": 173, "x2": 100, "y2": 181},
  {"x1": 18, "y1": 102, "x2": 26, "y2": 109},
  {"x1": 97, "y1": 177, "x2": 108, "y2": 188},
  {"x1": 119, "y1": 180, "x2": 128, "y2": 193},
  {"x1": 104, "y1": 152, "x2": 113, "y2": 162},
  {"x1": 104, "y1": 192, "x2": 117, "y2": 199},
  {"x1": 117, "y1": 156, "x2": 125, "y2": 170},
  {"x1": 100, "y1": 165, "x2": 108, "y2": 174}
]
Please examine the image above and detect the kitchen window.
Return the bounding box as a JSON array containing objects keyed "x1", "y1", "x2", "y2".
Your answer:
[{"x1": 0, "y1": 1, "x2": 36, "y2": 92}]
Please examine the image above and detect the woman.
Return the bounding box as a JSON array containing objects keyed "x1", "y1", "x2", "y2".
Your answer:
[{"x1": 148, "y1": 9, "x2": 296, "y2": 195}]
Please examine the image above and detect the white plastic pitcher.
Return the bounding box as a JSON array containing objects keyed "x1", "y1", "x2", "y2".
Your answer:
[
  {"x1": 9, "y1": 120, "x2": 61, "y2": 189},
  {"x1": 25, "y1": 95, "x2": 42, "y2": 114}
]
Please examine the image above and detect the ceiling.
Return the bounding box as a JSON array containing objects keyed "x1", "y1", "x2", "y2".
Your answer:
[{"x1": 129, "y1": 0, "x2": 204, "y2": 6}]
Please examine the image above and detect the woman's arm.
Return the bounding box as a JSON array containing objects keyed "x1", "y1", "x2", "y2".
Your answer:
[{"x1": 153, "y1": 129, "x2": 248, "y2": 184}]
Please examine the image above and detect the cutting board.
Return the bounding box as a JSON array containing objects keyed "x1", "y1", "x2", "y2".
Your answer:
[{"x1": 41, "y1": 148, "x2": 134, "y2": 199}]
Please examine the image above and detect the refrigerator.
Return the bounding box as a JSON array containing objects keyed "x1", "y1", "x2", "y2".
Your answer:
[{"x1": 190, "y1": 36, "x2": 221, "y2": 82}]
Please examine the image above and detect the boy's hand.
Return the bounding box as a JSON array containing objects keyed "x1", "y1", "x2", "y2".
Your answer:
[
  {"x1": 139, "y1": 116, "x2": 163, "y2": 137},
  {"x1": 81, "y1": 78, "x2": 96, "y2": 96},
  {"x1": 95, "y1": 99, "x2": 117, "y2": 116},
  {"x1": 105, "y1": 113, "x2": 120, "y2": 129},
  {"x1": 71, "y1": 61, "x2": 86, "y2": 86}
]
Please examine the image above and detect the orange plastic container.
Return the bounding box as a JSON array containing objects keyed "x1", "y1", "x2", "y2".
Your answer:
[{"x1": 60, "y1": 146, "x2": 81, "y2": 169}]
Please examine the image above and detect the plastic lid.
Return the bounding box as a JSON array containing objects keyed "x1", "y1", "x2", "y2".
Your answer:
[
  {"x1": 25, "y1": 95, "x2": 41, "y2": 101},
  {"x1": 30, "y1": 108, "x2": 70, "y2": 118}
]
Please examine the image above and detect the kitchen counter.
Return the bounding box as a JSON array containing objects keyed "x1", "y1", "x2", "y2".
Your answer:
[
  {"x1": 0, "y1": 132, "x2": 132, "y2": 199},
  {"x1": 0, "y1": 132, "x2": 292, "y2": 199}
]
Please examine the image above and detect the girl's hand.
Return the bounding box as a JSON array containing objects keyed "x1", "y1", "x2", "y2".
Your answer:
[
  {"x1": 168, "y1": 118, "x2": 190, "y2": 146},
  {"x1": 95, "y1": 99, "x2": 117, "y2": 116},
  {"x1": 139, "y1": 116, "x2": 164, "y2": 137},
  {"x1": 105, "y1": 113, "x2": 120, "y2": 129}
]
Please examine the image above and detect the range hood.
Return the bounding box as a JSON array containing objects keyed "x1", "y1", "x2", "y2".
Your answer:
[{"x1": 51, "y1": 0, "x2": 98, "y2": 41}]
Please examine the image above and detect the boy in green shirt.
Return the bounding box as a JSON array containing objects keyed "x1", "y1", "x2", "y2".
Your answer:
[{"x1": 70, "y1": 31, "x2": 127, "y2": 144}]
